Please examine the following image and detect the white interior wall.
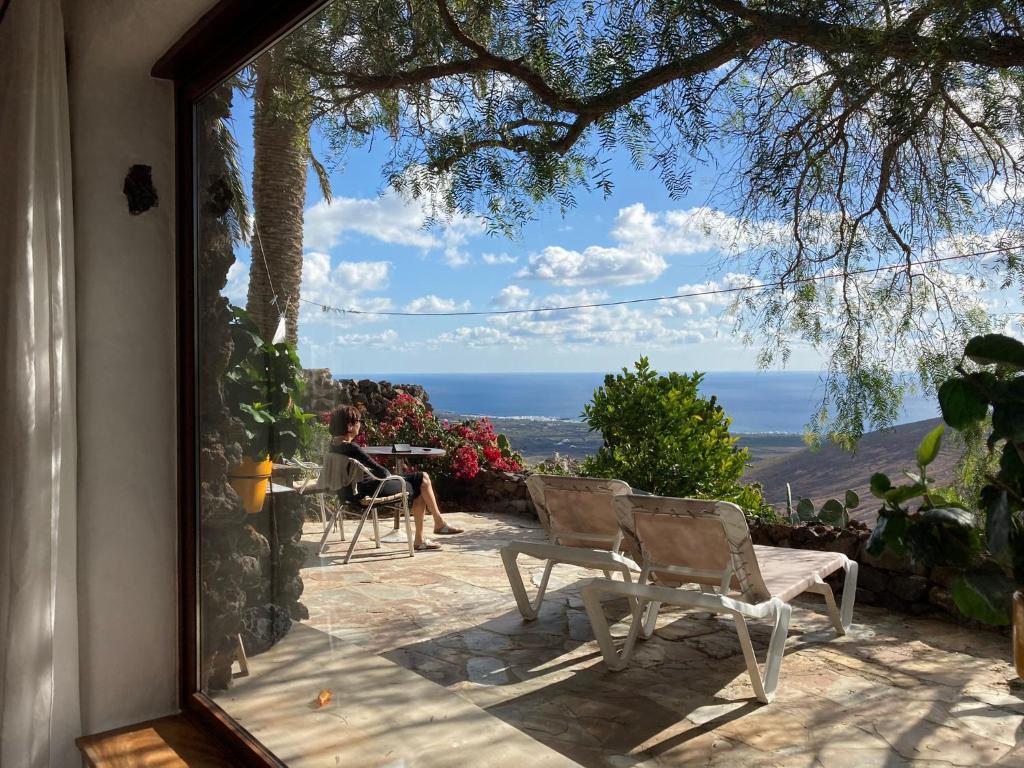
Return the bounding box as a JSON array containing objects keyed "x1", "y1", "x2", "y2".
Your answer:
[{"x1": 64, "y1": 0, "x2": 216, "y2": 734}]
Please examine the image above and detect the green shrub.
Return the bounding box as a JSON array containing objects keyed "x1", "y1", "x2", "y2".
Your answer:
[
  {"x1": 581, "y1": 357, "x2": 751, "y2": 508},
  {"x1": 723, "y1": 482, "x2": 779, "y2": 521}
]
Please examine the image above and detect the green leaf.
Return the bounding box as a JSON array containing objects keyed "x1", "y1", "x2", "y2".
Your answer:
[
  {"x1": 992, "y1": 405, "x2": 1024, "y2": 443},
  {"x1": 938, "y1": 378, "x2": 989, "y2": 430},
  {"x1": 867, "y1": 511, "x2": 908, "y2": 556},
  {"x1": 952, "y1": 565, "x2": 1013, "y2": 625},
  {"x1": 796, "y1": 498, "x2": 815, "y2": 520},
  {"x1": 819, "y1": 499, "x2": 846, "y2": 527},
  {"x1": 844, "y1": 489, "x2": 860, "y2": 509},
  {"x1": 918, "y1": 506, "x2": 975, "y2": 528},
  {"x1": 869, "y1": 473, "x2": 892, "y2": 498},
  {"x1": 884, "y1": 483, "x2": 926, "y2": 506},
  {"x1": 822, "y1": 499, "x2": 845, "y2": 515},
  {"x1": 964, "y1": 333, "x2": 1024, "y2": 370},
  {"x1": 982, "y1": 488, "x2": 1013, "y2": 564},
  {"x1": 916, "y1": 423, "x2": 944, "y2": 468}
]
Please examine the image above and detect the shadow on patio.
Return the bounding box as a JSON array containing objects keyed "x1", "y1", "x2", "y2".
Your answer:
[{"x1": 227, "y1": 508, "x2": 1024, "y2": 767}]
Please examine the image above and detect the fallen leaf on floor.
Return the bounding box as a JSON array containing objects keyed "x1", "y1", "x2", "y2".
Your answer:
[{"x1": 316, "y1": 689, "x2": 332, "y2": 707}]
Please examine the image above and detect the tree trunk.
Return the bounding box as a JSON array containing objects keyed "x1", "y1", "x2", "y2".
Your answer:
[{"x1": 247, "y1": 45, "x2": 310, "y2": 344}]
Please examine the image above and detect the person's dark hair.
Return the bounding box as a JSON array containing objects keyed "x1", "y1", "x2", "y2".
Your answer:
[{"x1": 329, "y1": 405, "x2": 362, "y2": 437}]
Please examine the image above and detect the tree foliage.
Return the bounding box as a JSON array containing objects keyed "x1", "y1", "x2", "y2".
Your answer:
[
  {"x1": 280, "y1": 0, "x2": 1024, "y2": 442},
  {"x1": 581, "y1": 358, "x2": 755, "y2": 507}
]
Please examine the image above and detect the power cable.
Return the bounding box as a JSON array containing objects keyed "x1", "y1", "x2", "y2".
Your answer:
[{"x1": 299, "y1": 245, "x2": 1024, "y2": 318}]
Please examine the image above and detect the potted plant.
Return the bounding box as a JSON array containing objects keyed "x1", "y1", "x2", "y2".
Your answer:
[
  {"x1": 870, "y1": 333, "x2": 1024, "y2": 677},
  {"x1": 224, "y1": 306, "x2": 313, "y2": 513}
]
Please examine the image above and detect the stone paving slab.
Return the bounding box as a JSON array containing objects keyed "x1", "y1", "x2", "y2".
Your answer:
[{"x1": 262, "y1": 510, "x2": 1023, "y2": 766}]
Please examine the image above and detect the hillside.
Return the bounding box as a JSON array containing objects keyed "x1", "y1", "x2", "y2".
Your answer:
[{"x1": 743, "y1": 418, "x2": 962, "y2": 526}]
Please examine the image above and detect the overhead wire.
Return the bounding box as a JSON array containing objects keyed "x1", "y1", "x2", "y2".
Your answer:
[{"x1": 297, "y1": 245, "x2": 1024, "y2": 318}]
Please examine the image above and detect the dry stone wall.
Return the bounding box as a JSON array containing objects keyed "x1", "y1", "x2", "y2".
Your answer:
[
  {"x1": 746, "y1": 519, "x2": 995, "y2": 627},
  {"x1": 302, "y1": 368, "x2": 431, "y2": 423}
]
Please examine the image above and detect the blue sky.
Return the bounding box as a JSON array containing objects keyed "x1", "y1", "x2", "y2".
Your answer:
[{"x1": 220, "y1": 89, "x2": 1015, "y2": 376}]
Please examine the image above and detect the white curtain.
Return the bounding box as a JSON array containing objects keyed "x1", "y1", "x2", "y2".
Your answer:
[{"x1": 0, "y1": 0, "x2": 82, "y2": 766}]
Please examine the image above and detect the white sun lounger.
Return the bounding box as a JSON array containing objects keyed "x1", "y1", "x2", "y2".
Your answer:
[
  {"x1": 582, "y1": 494, "x2": 857, "y2": 703},
  {"x1": 501, "y1": 475, "x2": 642, "y2": 620}
]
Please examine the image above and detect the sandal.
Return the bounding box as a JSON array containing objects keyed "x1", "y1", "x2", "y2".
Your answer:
[
  {"x1": 414, "y1": 540, "x2": 442, "y2": 551},
  {"x1": 433, "y1": 523, "x2": 464, "y2": 535}
]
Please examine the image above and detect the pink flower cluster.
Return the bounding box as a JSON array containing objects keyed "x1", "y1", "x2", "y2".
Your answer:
[{"x1": 367, "y1": 393, "x2": 523, "y2": 481}]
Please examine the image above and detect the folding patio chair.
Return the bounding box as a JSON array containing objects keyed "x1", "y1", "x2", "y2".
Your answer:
[
  {"x1": 318, "y1": 452, "x2": 414, "y2": 564},
  {"x1": 282, "y1": 456, "x2": 331, "y2": 534},
  {"x1": 581, "y1": 494, "x2": 858, "y2": 704},
  {"x1": 501, "y1": 475, "x2": 644, "y2": 620}
]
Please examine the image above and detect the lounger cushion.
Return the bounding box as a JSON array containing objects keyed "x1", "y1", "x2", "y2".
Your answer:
[{"x1": 753, "y1": 545, "x2": 847, "y2": 603}]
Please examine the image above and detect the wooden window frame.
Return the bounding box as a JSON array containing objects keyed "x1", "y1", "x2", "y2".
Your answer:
[{"x1": 153, "y1": 2, "x2": 329, "y2": 763}]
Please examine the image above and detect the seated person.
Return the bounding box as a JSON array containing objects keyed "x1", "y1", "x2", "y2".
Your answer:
[{"x1": 329, "y1": 405, "x2": 463, "y2": 551}]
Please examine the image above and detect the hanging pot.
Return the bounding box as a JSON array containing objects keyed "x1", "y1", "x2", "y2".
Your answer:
[
  {"x1": 1014, "y1": 591, "x2": 1024, "y2": 679},
  {"x1": 228, "y1": 456, "x2": 273, "y2": 514}
]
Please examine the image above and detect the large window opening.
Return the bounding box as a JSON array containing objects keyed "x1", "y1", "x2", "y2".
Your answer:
[{"x1": 189, "y1": 2, "x2": 1024, "y2": 764}]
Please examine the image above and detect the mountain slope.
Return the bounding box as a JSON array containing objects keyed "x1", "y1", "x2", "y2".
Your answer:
[{"x1": 743, "y1": 418, "x2": 960, "y2": 526}]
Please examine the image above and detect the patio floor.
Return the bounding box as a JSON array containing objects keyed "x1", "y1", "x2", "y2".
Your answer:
[{"x1": 220, "y1": 509, "x2": 1024, "y2": 767}]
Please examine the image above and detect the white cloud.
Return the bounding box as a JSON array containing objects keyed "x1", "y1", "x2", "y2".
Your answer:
[
  {"x1": 434, "y1": 326, "x2": 520, "y2": 348},
  {"x1": 404, "y1": 294, "x2": 471, "y2": 313},
  {"x1": 303, "y1": 190, "x2": 485, "y2": 268},
  {"x1": 224, "y1": 258, "x2": 249, "y2": 305},
  {"x1": 611, "y1": 203, "x2": 783, "y2": 257},
  {"x1": 433, "y1": 288, "x2": 722, "y2": 350},
  {"x1": 299, "y1": 251, "x2": 393, "y2": 326},
  {"x1": 334, "y1": 330, "x2": 399, "y2": 348},
  {"x1": 516, "y1": 245, "x2": 667, "y2": 286},
  {"x1": 481, "y1": 252, "x2": 519, "y2": 265},
  {"x1": 657, "y1": 273, "x2": 757, "y2": 317},
  {"x1": 493, "y1": 285, "x2": 531, "y2": 309}
]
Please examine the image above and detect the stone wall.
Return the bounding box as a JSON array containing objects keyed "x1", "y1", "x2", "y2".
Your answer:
[
  {"x1": 440, "y1": 468, "x2": 534, "y2": 516},
  {"x1": 747, "y1": 519, "x2": 991, "y2": 626},
  {"x1": 302, "y1": 369, "x2": 431, "y2": 423}
]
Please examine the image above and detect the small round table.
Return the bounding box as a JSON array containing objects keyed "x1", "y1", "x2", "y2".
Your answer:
[{"x1": 363, "y1": 445, "x2": 446, "y2": 542}]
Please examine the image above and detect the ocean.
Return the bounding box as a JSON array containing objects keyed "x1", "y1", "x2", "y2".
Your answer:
[{"x1": 347, "y1": 371, "x2": 939, "y2": 434}]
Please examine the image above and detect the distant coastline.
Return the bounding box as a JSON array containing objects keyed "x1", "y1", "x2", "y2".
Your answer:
[
  {"x1": 347, "y1": 369, "x2": 938, "y2": 436},
  {"x1": 438, "y1": 410, "x2": 807, "y2": 464}
]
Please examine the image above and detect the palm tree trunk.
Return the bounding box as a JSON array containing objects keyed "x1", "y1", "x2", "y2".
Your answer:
[{"x1": 247, "y1": 46, "x2": 310, "y2": 344}]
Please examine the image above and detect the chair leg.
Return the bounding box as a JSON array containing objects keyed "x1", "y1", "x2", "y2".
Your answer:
[
  {"x1": 639, "y1": 600, "x2": 661, "y2": 639},
  {"x1": 580, "y1": 578, "x2": 644, "y2": 671},
  {"x1": 839, "y1": 560, "x2": 858, "y2": 631},
  {"x1": 317, "y1": 508, "x2": 339, "y2": 556},
  {"x1": 318, "y1": 494, "x2": 327, "y2": 531},
  {"x1": 371, "y1": 508, "x2": 381, "y2": 548},
  {"x1": 818, "y1": 580, "x2": 844, "y2": 635},
  {"x1": 233, "y1": 634, "x2": 249, "y2": 678},
  {"x1": 500, "y1": 546, "x2": 554, "y2": 620},
  {"x1": 808, "y1": 561, "x2": 858, "y2": 635},
  {"x1": 734, "y1": 599, "x2": 792, "y2": 704},
  {"x1": 343, "y1": 509, "x2": 373, "y2": 565},
  {"x1": 402, "y1": 496, "x2": 414, "y2": 558}
]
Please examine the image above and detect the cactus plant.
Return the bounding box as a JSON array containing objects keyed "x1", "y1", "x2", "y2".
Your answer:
[{"x1": 788, "y1": 486, "x2": 860, "y2": 527}]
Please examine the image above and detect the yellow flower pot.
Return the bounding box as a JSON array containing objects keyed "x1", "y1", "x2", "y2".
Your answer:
[{"x1": 228, "y1": 456, "x2": 273, "y2": 514}]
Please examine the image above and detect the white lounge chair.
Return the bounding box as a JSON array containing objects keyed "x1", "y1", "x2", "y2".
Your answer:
[
  {"x1": 582, "y1": 494, "x2": 858, "y2": 703},
  {"x1": 319, "y1": 452, "x2": 413, "y2": 564},
  {"x1": 501, "y1": 475, "x2": 642, "y2": 620}
]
